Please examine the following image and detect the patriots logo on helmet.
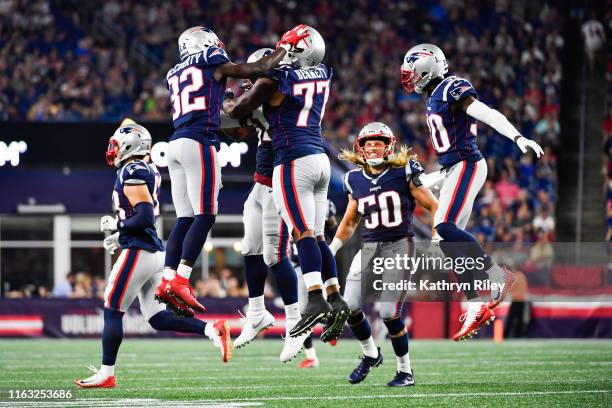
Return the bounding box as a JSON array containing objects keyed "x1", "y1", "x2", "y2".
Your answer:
[
  {"x1": 119, "y1": 126, "x2": 143, "y2": 135},
  {"x1": 405, "y1": 51, "x2": 434, "y2": 65}
]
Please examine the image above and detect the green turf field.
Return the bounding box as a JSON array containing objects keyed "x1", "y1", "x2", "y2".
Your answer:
[{"x1": 0, "y1": 339, "x2": 610, "y2": 407}]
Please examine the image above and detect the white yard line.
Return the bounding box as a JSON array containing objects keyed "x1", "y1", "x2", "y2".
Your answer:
[{"x1": 1, "y1": 390, "x2": 608, "y2": 407}]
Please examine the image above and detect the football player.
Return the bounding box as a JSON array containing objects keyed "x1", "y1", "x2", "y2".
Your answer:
[
  {"x1": 223, "y1": 48, "x2": 307, "y2": 362},
  {"x1": 224, "y1": 25, "x2": 350, "y2": 341},
  {"x1": 400, "y1": 44, "x2": 543, "y2": 340},
  {"x1": 155, "y1": 26, "x2": 304, "y2": 315},
  {"x1": 75, "y1": 123, "x2": 231, "y2": 389},
  {"x1": 329, "y1": 122, "x2": 438, "y2": 387}
]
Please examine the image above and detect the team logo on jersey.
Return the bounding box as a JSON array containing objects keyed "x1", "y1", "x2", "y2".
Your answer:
[
  {"x1": 209, "y1": 48, "x2": 226, "y2": 58},
  {"x1": 126, "y1": 163, "x2": 146, "y2": 175},
  {"x1": 450, "y1": 85, "x2": 472, "y2": 100}
]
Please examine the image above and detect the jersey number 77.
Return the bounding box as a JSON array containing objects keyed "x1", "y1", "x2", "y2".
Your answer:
[{"x1": 292, "y1": 80, "x2": 330, "y2": 127}]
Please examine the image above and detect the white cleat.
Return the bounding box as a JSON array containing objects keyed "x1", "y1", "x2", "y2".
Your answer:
[
  {"x1": 234, "y1": 310, "x2": 275, "y2": 349},
  {"x1": 74, "y1": 365, "x2": 116, "y2": 388},
  {"x1": 280, "y1": 319, "x2": 310, "y2": 363}
]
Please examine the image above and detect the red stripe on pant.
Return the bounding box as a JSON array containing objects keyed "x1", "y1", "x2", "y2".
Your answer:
[
  {"x1": 209, "y1": 146, "x2": 216, "y2": 214},
  {"x1": 280, "y1": 163, "x2": 308, "y2": 232},
  {"x1": 289, "y1": 162, "x2": 307, "y2": 228},
  {"x1": 454, "y1": 161, "x2": 478, "y2": 222},
  {"x1": 116, "y1": 249, "x2": 140, "y2": 308},
  {"x1": 106, "y1": 249, "x2": 131, "y2": 308},
  {"x1": 277, "y1": 221, "x2": 284, "y2": 264},
  {"x1": 199, "y1": 145, "x2": 206, "y2": 214},
  {"x1": 444, "y1": 161, "x2": 467, "y2": 222}
]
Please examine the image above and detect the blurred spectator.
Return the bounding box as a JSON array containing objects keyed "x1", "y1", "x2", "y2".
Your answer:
[
  {"x1": 70, "y1": 272, "x2": 93, "y2": 298},
  {"x1": 533, "y1": 208, "x2": 555, "y2": 234},
  {"x1": 52, "y1": 272, "x2": 74, "y2": 298}
]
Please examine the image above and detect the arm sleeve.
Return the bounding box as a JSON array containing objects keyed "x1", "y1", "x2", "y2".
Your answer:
[
  {"x1": 465, "y1": 99, "x2": 521, "y2": 141},
  {"x1": 119, "y1": 202, "x2": 155, "y2": 230}
]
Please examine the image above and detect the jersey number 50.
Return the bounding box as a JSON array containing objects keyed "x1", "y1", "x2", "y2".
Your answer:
[
  {"x1": 168, "y1": 67, "x2": 206, "y2": 120},
  {"x1": 358, "y1": 191, "x2": 402, "y2": 229}
]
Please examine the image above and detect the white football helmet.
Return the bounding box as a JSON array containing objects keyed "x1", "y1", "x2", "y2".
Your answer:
[
  {"x1": 106, "y1": 123, "x2": 152, "y2": 168},
  {"x1": 178, "y1": 26, "x2": 224, "y2": 60},
  {"x1": 401, "y1": 43, "x2": 448, "y2": 94},
  {"x1": 284, "y1": 25, "x2": 325, "y2": 69},
  {"x1": 355, "y1": 122, "x2": 397, "y2": 166},
  {"x1": 246, "y1": 47, "x2": 274, "y2": 63}
]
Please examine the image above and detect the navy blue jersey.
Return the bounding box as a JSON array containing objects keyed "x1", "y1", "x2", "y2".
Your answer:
[
  {"x1": 254, "y1": 126, "x2": 274, "y2": 183},
  {"x1": 166, "y1": 47, "x2": 230, "y2": 148},
  {"x1": 263, "y1": 63, "x2": 332, "y2": 165},
  {"x1": 426, "y1": 75, "x2": 484, "y2": 167},
  {"x1": 112, "y1": 160, "x2": 164, "y2": 252},
  {"x1": 344, "y1": 161, "x2": 424, "y2": 242}
]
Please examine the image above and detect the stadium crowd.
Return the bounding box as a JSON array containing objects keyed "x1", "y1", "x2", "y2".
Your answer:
[
  {"x1": 1, "y1": 0, "x2": 564, "y2": 293},
  {"x1": 1, "y1": 0, "x2": 561, "y2": 239},
  {"x1": 5, "y1": 267, "x2": 250, "y2": 299}
]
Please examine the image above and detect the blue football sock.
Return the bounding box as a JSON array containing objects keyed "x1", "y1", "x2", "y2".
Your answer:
[
  {"x1": 164, "y1": 217, "x2": 194, "y2": 269},
  {"x1": 318, "y1": 240, "x2": 338, "y2": 283},
  {"x1": 269, "y1": 257, "x2": 298, "y2": 305},
  {"x1": 244, "y1": 255, "x2": 268, "y2": 298},
  {"x1": 296, "y1": 237, "x2": 322, "y2": 278},
  {"x1": 181, "y1": 214, "x2": 216, "y2": 264},
  {"x1": 384, "y1": 318, "x2": 408, "y2": 357},
  {"x1": 148, "y1": 310, "x2": 206, "y2": 335},
  {"x1": 102, "y1": 308, "x2": 124, "y2": 366},
  {"x1": 347, "y1": 311, "x2": 372, "y2": 341}
]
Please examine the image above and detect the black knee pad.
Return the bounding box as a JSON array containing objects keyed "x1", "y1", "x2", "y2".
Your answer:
[
  {"x1": 383, "y1": 317, "x2": 405, "y2": 336},
  {"x1": 347, "y1": 310, "x2": 365, "y2": 326}
]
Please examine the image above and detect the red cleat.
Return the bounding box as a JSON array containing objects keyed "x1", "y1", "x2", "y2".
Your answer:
[
  {"x1": 487, "y1": 267, "x2": 517, "y2": 310},
  {"x1": 452, "y1": 303, "x2": 495, "y2": 341},
  {"x1": 168, "y1": 275, "x2": 206, "y2": 313},
  {"x1": 74, "y1": 366, "x2": 116, "y2": 388},
  {"x1": 154, "y1": 278, "x2": 195, "y2": 317},
  {"x1": 212, "y1": 320, "x2": 233, "y2": 363},
  {"x1": 328, "y1": 339, "x2": 337, "y2": 347},
  {"x1": 299, "y1": 357, "x2": 320, "y2": 368}
]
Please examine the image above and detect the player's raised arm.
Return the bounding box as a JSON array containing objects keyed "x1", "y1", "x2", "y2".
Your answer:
[
  {"x1": 225, "y1": 77, "x2": 279, "y2": 119},
  {"x1": 328, "y1": 195, "x2": 361, "y2": 256},
  {"x1": 458, "y1": 95, "x2": 544, "y2": 158},
  {"x1": 214, "y1": 49, "x2": 287, "y2": 81}
]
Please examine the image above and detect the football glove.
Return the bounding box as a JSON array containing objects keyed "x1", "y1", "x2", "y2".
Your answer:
[
  {"x1": 276, "y1": 25, "x2": 310, "y2": 50},
  {"x1": 516, "y1": 136, "x2": 544, "y2": 158},
  {"x1": 100, "y1": 215, "x2": 118, "y2": 232},
  {"x1": 103, "y1": 232, "x2": 121, "y2": 255}
]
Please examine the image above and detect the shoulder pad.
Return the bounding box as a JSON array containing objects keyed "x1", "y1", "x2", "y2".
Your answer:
[
  {"x1": 121, "y1": 161, "x2": 151, "y2": 185},
  {"x1": 343, "y1": 170, "x2": 357, "y2": 194},
  {"x1": 445, "y1": 76, "x2": 477, "y2": 102},
  {"x1": 204, "y1": 47, "x2": 230, "y2": 66}
]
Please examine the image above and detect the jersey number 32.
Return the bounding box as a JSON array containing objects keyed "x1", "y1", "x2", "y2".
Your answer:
[{"x1": 168, "y1": 67, "x2": 206, "y2": 120}]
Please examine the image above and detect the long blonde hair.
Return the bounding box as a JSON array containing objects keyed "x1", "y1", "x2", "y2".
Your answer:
[{"x1": 338, "y1": 145, "x2": 417, "y2": 169}]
